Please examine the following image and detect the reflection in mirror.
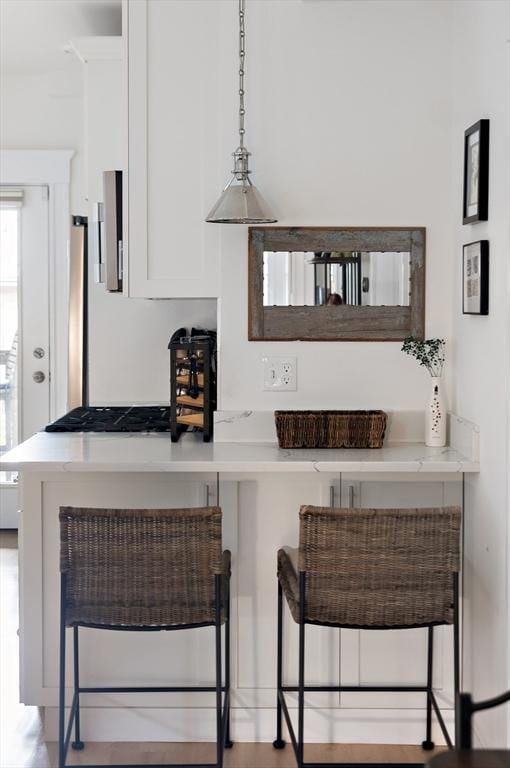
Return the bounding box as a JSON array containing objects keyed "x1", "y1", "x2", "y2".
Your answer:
[{"x1": 263, "y1": 251, "x2": 411, "y2": 307}]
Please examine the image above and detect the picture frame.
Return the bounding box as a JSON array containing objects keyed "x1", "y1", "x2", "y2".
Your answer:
[
  {"x1": 463, "y1": 119, "x2": 489, "y2": 224},
  {"x1": 463, "y1": 240, "x2": 489, "y2": 315}
]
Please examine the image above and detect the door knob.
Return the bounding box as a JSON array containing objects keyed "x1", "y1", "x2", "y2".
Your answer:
[{"x1": 33, "y1": 371, "x2": 45, "y2": 383}]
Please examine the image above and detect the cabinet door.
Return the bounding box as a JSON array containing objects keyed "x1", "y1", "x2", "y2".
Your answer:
[
  {"x1": 126, "y1": 0, "x2": 221, "y2": 298},
  {"x1": 236, "y1": 473, "x2": 342, "y2": 710}
]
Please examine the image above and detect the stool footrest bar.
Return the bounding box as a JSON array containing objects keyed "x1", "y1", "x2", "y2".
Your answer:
[
  {"x1": 59, "y1": 696, "x2": 230, "y2": 768},
  {"x1": 281, "y1": 685, "x2": 429, "y2": 693},
  {"x1": 61, "y1": 764, "x2": 222, "y2": 768},
  {"x1": 278, "y1": 688, "x2": 299, "y2": 760},
  {"x1": 278, "y1": 685, "x2": 450, "y2": 768},
  {"x1": 63, "y1": 692, "x2": 78, "y2": 759},
  {"x1": 430, "y1": 691, "x2": 453, "y2": 748},
  {"x1": 78, "y1": 685, "x2": 225, "y2": 694},
  {"x1": 299, "y1": 764, "x2": 426, "y2": 768}
]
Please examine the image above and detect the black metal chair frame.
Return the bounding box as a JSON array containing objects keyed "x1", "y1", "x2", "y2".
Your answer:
[
  {"x1": 273, "y1": 571, "x2": 460, "y2": 768},
  {"x1": 58, "y1": 571, "x2": 232, "y2": 768},
  {"x1": 457, "y1": 689, "x2": 510, "y2": 750}
]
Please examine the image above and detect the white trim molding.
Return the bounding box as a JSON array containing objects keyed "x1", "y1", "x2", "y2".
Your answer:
[{"x1": 0, "y1": 149, "x2": 75, "y2": 421}]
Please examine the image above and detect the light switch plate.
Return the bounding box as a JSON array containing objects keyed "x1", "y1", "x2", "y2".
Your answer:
[{"x1": 262, "y1": 356, "x2": 297, "y2": 391}]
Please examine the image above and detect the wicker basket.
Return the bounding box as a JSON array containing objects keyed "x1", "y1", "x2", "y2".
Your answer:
[{"x1": 274, "y1": 410, "x2": 387, "y2": 449}]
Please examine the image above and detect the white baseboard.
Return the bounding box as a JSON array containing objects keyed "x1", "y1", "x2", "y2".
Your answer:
[{"x1": 43, "y1": 706, "x2": 453, "y2": 745}]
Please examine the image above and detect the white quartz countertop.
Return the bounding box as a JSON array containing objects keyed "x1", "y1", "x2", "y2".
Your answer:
[{"x1": 0, "y1": 431, "x2": 479, "y2": 473}]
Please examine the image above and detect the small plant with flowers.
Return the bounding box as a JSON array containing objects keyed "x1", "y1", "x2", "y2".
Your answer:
[{"x1": 401, "y1": 337, "x2": 445, "y2": 378}]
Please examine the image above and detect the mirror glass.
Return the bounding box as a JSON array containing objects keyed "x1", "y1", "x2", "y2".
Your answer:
[{"x1": 263, "y1": 251, "x2": 411, "y2": 307}]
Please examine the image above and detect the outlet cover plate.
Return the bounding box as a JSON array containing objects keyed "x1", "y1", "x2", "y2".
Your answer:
[{"x1": 262, "y1": 356, "x2": 297, "y2": 391}]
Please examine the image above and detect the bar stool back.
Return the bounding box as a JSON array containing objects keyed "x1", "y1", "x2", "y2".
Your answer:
[
  {"x1": 58, "y1": 505, "x2": 232, "y2": 768},
  {"x1": 274, "y1": 505, "x2": 461, "y2": 768}
]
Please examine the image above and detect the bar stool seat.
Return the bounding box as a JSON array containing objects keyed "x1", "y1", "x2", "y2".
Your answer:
[
  {"x1": 273, "y1": 505, "x2": 462, "y2": 768},
  {"x1": 58, "y1": 506, "x2": 232, "y2": 768}
]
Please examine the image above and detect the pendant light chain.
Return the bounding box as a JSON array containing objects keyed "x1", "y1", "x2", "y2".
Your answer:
[
  {"x1": 205, "y1": 0, "x2": 277, "y2": 222},
  {"x1": 238, "y1": 0, "x2": 246, "y2": 150}
]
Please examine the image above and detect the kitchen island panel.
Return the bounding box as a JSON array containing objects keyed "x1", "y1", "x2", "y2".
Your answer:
[{"x1": 237, "y1": 474, "x2": 342, "y2": 710}]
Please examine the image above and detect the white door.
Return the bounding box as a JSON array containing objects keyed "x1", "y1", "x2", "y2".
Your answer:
[{"x1": 0, "y1": 186, "x2": 50, "y2": 527}]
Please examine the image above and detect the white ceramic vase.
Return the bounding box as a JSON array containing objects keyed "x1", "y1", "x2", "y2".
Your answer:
[{"x1": 425, "y1": 376, "x2": 446, "y2": 447}]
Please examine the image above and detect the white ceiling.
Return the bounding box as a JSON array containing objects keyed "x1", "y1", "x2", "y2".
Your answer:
[{"x1": 0, "y1": 0, "x2": 122, "y2": 76}]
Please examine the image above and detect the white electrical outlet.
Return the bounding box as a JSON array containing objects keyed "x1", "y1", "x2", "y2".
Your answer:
[{"x1": 262, "y1": 356, "x2": 297, "y2": 391}]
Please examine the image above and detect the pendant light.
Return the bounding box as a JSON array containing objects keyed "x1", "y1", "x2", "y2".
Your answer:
[
  {"x1": 206, "y1": 0, "x2": 277, "y2": 224},
  {"x1": 308, "y1": 252, "x2": 360, "y2": 265}
]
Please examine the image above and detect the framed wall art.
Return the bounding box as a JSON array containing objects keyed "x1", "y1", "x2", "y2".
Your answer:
[
  {"x1": 463, "y1": 240, "x2": 489, "y2": 315},
  {"x1": 463, "y1": 119, "x2": 489, "y2": 224}
]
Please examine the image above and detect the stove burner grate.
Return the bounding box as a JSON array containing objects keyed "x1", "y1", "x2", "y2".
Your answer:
[{"x1": 45, "y1": 406, "x2": 172, "y2": 433}]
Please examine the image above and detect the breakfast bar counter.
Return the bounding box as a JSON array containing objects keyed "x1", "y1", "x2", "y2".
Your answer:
[{"x1": 0, "y1": 430, "x2": 479, "y2": 474}]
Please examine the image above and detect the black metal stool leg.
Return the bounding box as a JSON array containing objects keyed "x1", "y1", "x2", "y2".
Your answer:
[
  {"x1": 453, "y1": 572, "x2": 460, "y2": 747},
  {"x1": 224, "y1": 578, "x2": 233, "y2": 749},
  {"x1": 58, "y1": 575, "x2": 67, "y2": 768},
  {"x1": 297, "y1": 572, "x2": 306, "y2": 768},
  {"x1": 422, "y1": 626, "x2": 435, "y2": 750},
  {"x1": 72, "y1": 625, "x2": 85, "y2": 750},
  {"x1": 273, "y1": 580, "x2": 286, "y2": 749},
  {"x1": 215, "y1": 575, "x2": 223, "y2": 768}
]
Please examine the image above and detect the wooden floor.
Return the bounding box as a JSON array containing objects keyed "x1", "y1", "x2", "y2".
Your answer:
[{"x1": 0, "y1": 530, "x2": 444, "y2": 767}]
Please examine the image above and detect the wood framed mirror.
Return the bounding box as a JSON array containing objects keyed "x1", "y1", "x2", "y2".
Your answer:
[{"x1": 248, "y1": 227, "x2": 425, "y2": 341}]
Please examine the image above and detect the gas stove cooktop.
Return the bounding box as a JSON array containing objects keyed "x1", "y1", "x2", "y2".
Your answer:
[{"x1": 45, "y1": 406, "x2": 172, "y2": 433}]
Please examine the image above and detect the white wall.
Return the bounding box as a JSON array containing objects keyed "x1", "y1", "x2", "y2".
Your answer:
[
  {"x1": 216, "y1": 4, "x2": 510, "y2": 745},
  {"x1": 217, "y1": 0, "x2": 454, "y2": 411},
  {"x1": 0, "y1": 0, "x2": 457, "y2": 409},
  {"x1": 450, "y1": 0, "x2": 510, "y2": 747},
  {"x1": 87, "y1": 294, "x2": 216, "y2": 404},
  {"x1": 0, "y1": 69, "x2": 85, "y2": 212}
]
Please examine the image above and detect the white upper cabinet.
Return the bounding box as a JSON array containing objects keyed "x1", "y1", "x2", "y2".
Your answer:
[
  {"x1": 70, "y1": 37, "x2": 124, "y2": 211},
  {"x1": 125, "y1": 0, "x2": 221, "y2": 298}
]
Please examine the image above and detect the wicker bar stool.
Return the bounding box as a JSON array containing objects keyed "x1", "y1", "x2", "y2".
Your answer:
[
  {"x1": 273, "y1": 505, "x2": 461, "y2": 768},
  {"x1": 58, "y1": 506, "x2": 232, "y2": 768}
]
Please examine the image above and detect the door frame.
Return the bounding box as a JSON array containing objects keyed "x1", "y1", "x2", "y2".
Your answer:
[{"x1": 0, "y1": 150, "x2": 74, "y2": 422}]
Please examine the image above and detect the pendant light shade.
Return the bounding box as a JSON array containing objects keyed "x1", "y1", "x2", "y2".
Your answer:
[
  {"x1": 205, "y1": 181, "x2": 277, "y2": 224},
  {"x1": 206, "y1": 0, "x2": 277, "y2": 224},
  {"x1": 206, "y1": 148, "x2": 277, "y2": 224}
]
